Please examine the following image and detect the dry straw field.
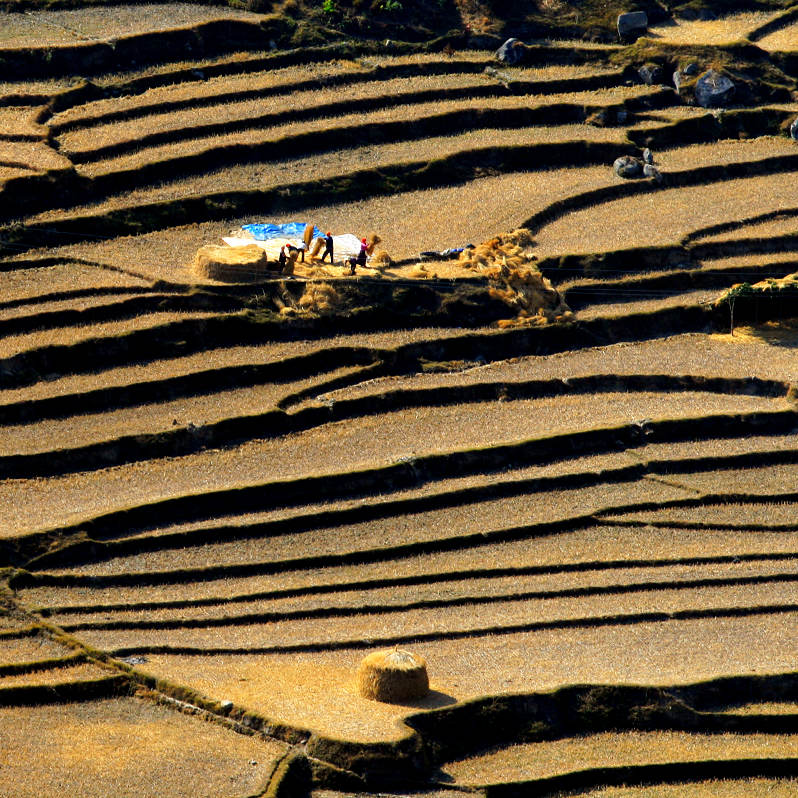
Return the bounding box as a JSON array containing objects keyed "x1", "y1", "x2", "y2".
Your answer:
[{"x1": 1, "y1": 1, "x2": 798, "y2": 796}]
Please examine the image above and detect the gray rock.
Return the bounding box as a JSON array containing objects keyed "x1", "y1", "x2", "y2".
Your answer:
[
  {"x1": 617, "y1": 10, "x2": 648, "y2": 40},
  {"x1": 673, "y1": 70, "x2": 683, "y2": 91},
  {"x1": 790, "y1": 117, "x2": 798, "y2": 141},
  {"x1": 643, "y1": 148, "x2": 654, "y2": 164},
  {"x1": 684, "y1": 62, "x2": 699, "y2": 76},
  {"x1": 643, "y1": 163, "x2": 662, "y2": 182},
  {"x1": 616, "y1": 109, "x2": 628, "y2": 124},
  {"x1": 614, "y1": 155, "x2": 644, "y2": 179},
  {"x1": 220, "y1": 700, "x2": 233, "y2": 712},
  {"x1": 695, "y1": 69, "x2": 736, "y2": 108},
  {"x1": 638, "y1": 62, "x2": 664, "y2": 85},
  {"x1": 496, "y1": 38, "x2": 525, "y2": 65}
]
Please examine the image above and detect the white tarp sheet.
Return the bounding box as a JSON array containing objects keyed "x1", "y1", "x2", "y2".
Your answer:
[{"x1": 222, "y1": 233, "x2": 365, "y2": 261}]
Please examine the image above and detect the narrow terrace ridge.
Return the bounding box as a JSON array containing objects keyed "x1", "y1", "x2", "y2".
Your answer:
[
  {"x1": 14, "y1": 148, "x2": 797, "y2": 254},
  {"x1": 0, "y1": 371, "x2": 787, "y2": 466},
  {"x1": 32, "y1": 554, "x2": 798, "y2": 617},
  {"x1": 57, "y1": 75, "x2": 639, "y2": 164},
  {"x1": 89, "y1": 602, "x2": 798, "y2": 657},
  {"x1": 0, "y1": 301, "x2": 725, "y2": 393},
  {"x1": 9, "y1": 422, "x2": 798, "y2": 563},
  {"x1": 0, "y1": 389, "x2": 792, "y2": 482},
  {"x1": 54, "y1": 65, "x2": 628, "y2": 142},
  {"x1": 14, "y1": 482, "x2": 798, "y2": 587},
  {"x1": 52, "y1": 573, "x2": 798, "y2": 633}
]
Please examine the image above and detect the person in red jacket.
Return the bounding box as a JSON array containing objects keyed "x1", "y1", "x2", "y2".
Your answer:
[{"x1": 347, "y1": 237, "x2": 368, "y2": 275}]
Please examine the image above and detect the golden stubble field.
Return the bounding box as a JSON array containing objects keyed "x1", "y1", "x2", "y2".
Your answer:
[{"x1": 1, "y1": 4, "x2": 798, "y2": 797}]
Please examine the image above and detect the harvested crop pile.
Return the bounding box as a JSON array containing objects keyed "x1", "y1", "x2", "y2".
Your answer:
[
  {"x1": 370, "y1": 249, "x2": 393, "y2": 269},
  {"x1": 191, "y1": 244, "x2": 271, "y2": 282},
  {"x1": 460, "y1": 228, "x2": 571, "y2": 325},
  {"x1": 297, "y1": 281, "x2": 342, "y2": 315},
  {"x1": 357, "y1": 648, "x2": 429, "y2": 703}
]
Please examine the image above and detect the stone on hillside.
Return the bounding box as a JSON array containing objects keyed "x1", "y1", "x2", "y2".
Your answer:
[
  {"x1": 643, "y1": 163, "x2": 662, "y2": 182},
  {"x1": 638, "y1": 63, "x2": 664, "y2": 85},
  {"x1": 617, "y1": 11, "x2": 648, "y2": 41},
  {"x1": 614, "y1": 155, "x2": 644, "y2": 179},
  {"x1": 496, "y1": 38, "x2": 525, "y2": 65},
  {"x1": 695, "y1": 69, "x2": 736, "y2": 108},
  {"x1": 643, "y1": 148, "x2": 654, "y2": 164},
  {"x1": 684, "y1": 62, "x2": 699, "y2": 76},
  {"x1": 790, "y1": 117, "x2": 798, "y2": 141}
]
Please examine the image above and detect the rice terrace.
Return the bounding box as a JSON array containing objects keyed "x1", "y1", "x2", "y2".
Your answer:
[{"x1": 1, "y1": 0, "x2": 798, "y2": 793}]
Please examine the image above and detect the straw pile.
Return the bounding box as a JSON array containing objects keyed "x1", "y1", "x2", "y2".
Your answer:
[
  {"x1": 459, "y1": 228, "x2": 571, "y2": 325},
  {"x1": 459, "y1": 228, "x2": 535, "y2": 271},
  {"x1": 365, "y1": 233, "x2": 381, "y2": 256},
  {"x1": 357, "y1": 648, "x2": 429, "y2": 703},
  {"x1": 370, "y1": 249, "x2": 393, "y2": 270},
  {"x1": 297, "y1": 281, "x2": 342, "y2": 315},
  {"x1": 191, "y1": 244, "x2": 271, "y2": 282}
]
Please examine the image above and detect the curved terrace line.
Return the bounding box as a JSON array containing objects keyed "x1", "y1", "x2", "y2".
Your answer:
[
  {"x1": 101, "y1": 601, "x2": 798, "y2": 657},
  {"x1": 0, "y1": 372, "x2": 787, "y2": 470},
  {"x1": 35, "y1": 551, "x2": 798, "y2": 617},
  {"x1": 55, "y1": 572, "x2": 798, "y2": 633},
  {"x1": 51, "y1": 60, "x2": 622, "y2": 136}
]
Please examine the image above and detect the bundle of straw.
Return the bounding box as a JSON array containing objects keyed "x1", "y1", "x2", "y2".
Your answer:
[{"x1": 357, "y1": 648, "x2": 429, "y2": 703}]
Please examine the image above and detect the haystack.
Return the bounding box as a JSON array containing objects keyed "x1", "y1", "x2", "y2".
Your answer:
[
  {"x1": 459, "y1": 228, "x2": 570, "y2": 324},
  {"x1": 297, "y1": 281, "x2": 342, "y2": 315},
  {"x1": 365, "y1": 233, "x2": 381, "y2": 256},
  {"x1": 357, "y1": 648, "x2": 429, "y2": 703},
  {"x1": 192, "y1": 244, "x2": 271, "y2": 282},
  {"x1": 370, "y1": 249, "x2": 393, "y2": 270}
]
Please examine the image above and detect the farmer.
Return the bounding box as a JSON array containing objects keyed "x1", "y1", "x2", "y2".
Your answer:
[
  {"x1": 284, "y1": 248, "x2": 299, "y2": 276},
  {"x1": 347, "y1": 237, "x2": 368, "y2": 275},
  {"x1": 286, "y1": 242, "x2": 305, "y2": 263},
  {"x1": 278, "y1": 245, "x2": 287, "y2": 271},
  {"x1": 320, "y1": 231, "x2": 334, "y2": 263}
]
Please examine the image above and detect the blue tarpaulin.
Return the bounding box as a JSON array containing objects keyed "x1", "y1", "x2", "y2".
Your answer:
[{"x1": 242, "y1": 222, "x2": 324, "y2": 241}]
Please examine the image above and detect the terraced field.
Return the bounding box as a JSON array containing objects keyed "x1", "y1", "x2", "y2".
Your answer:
[{"x1": 1, "y1": 3, "x2": 798, "y2": 797}]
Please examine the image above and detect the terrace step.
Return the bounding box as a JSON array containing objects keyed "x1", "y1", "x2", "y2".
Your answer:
[
  {"x1": 74, "y1": 581, "x2": 798, "y2": 655},
  {"x1": 435, "y1": 731, "x2": 798, "y2": 794},
  {"x1": 51, "y1": 61, "x2": 623, "y2": 132}
]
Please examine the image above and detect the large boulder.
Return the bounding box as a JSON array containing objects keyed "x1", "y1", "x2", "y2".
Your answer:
[
  {"x1": 617, "y1": 11, "x2": 647, "y2": 41},
  {"x1": 191, "y1": 244, "x2": 272, "y2": 282},
  {"x1": 790, "y1": 117, "x2": 798, "y2": 141},
  {"x1": 496, "y1": 38, "x2": 525, "y2": 65},
  {"x1": 695, "y1": 69, "x2": 736, "y2": 108},
  {"x1": 614, "y1": 155, "x2": 644, "y2": 179}
]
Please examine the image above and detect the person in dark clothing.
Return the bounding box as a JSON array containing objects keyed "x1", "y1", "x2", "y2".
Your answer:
[
  {"x1": 278, "y1": 246, "x2": 287, "y2": 270},
  {"x1": 347, "y1": 237, "x2": 368, "y2": 275},
  {"x1": 320, "y1": 232, "x2": 334, "y2": 263},
  {"x1": 286, "y1": 243, "x2": 305, "y2": 262}
]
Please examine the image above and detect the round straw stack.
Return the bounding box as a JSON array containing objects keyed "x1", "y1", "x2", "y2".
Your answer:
[{"x1": 357, "y1": 648, "x2": 429, "y2": 703}]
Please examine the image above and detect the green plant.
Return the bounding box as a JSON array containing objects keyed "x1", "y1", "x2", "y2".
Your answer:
[
  {"x1": 322, "y1": 0, "x2": 337, "y2": 14},
  {"x1": 380, "y1": 0, "x2": 403, "y2": 12}
]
